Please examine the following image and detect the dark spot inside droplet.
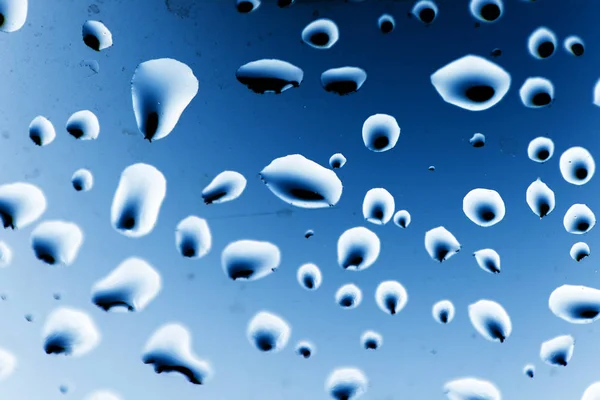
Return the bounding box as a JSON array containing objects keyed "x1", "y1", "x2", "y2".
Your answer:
[
  {"x1": 288, "y1": 188, "x2": 324, "y2": 202},
  {"x1": 303, "y1": 276, "x2": 314, "y2": 289},
  {"x1": 577, "y1": 221, "x2": 590, "y2": 232},
  {"x1": 0, "y1": 210, "x2": 14, "y2": 229},
  {"x1": 575, "y1": 167, "x2": 588, "y2": 180},
  {"x1": 571, "y1": 43, "x2": 584, "y2": 56},
  {"x1": 324, "y1": 80, "x2": 359, "y2": 96},
  {"x1": 332, "y1": 388, "x2": 352, "y2": 400},
  {"x1": 532, "y1": 92, "x2": 552, "y2": 106},
  {"x1": 440, "y1": 311, "x2": 448, "y2": 323},
  {"x1": 472, "y1": 140, "x2": 485, "y2": 148},
  {"x1": 345, "y1": 254, "x2": 363, "y2": 269},
  {"x1": 488, "y1": 322, "x2": 505, "y2": 342},
  {"x1": 95, "y1": 297, "x2": 134, "y2": 312},
  {"x1": 278, "y1": 0, "x2": 293, "y2": 7},
  {"x1": 537, "y1": 149, "x2": 550, "y2": 160},
  {"x1": 490, "y1": 48, "x2": 502, "y2": 57},
  {"x1": 465, "y1": 85, "x2": 495, "y2": 103},
  {"x1": 236, "y1": 76, "x2": 298, "y2": 95},
  {"x1": 551, "y1": 354, "x2": 567, "y2": 366},
  {"x1": 68, "y1": 128, "x2": 84, "y2": 139},
  {"x1": 365, "y1": 340, "x2": 377, "y2": 349},
  {"x1": 486, "y1": 261, "x2": 500, "y2": 274},
  {"x1": 230, "y1": 268, "x2": 254, "y2": 280},
  {"x1": 0, "y1": 14, "x2": 4, "y2": 27},
  {"x1": 435, "y1": 247, "x2": 449, "y2": 262},
  {"x1": 419, "y1": 7, "x2": 435, "y2": 23},
  {"x1": 181, "y1": 242, "x2": 196, "y2": 258},
  {"x1": 237, "y1": 1, "x2": 254, "y2": 13},
  {"x1": 150, "y1": 362, "x2": 203, "y2": 385},
  {"x1": 204, "y1": 191, "x2": 227, "y2": 205},
  {"x1": 340, "y1": 297, "x2": 354, "y2": 307},
  {"x1": 305, "y1": 232, "x2": 313, "y2": 239},
  {"x1": 373, "y1": 135, "x2": 389, "y2": 150},
  {"x1": 83, "y1": 34, "x2": 101, "y2": 51},
  {"x1": 385, "y1": 297, "x2": 396, "y2": 315},
  {"x1": 526, "y1": 370, "x2": 534, "y2": 378},
  {"x1": 331, "y1": 161, "x2": 341, "y2": 169},
  {"x1": 575, "y1": 307, "x2": 599, "y2": 319},
  {"x1": 25, "y1": 314, "x2": 33, "y2": 322},
  {"x1": 256, "y1": 336, "x2": 274, "y2": 351},
  {"x1": 45, "y1": 343, "x2": 66, "y2": 355},
  {"x1": 73, "y1": 181, "x2": 83, "y2": 191},
  {"x1": 38, "y1": 253, "x2": 56, "y2": 265},
  {"x1": 480, "y1": 3, "x2": 501, "y2": 21},
  {"x1": 31, "y1": 134, "x2": 42, "y2": 146},
  {"x1": 537, "y1": 41, "x2": 555, "y2": 58},
  {"x1": 399, "y1": 219, "x2": 407, "y2": 228},
  {"x1": 539, "y1": 203, "x2": 550, "y2": 218},
  {"x1": 299, "y1": 348, "x2": 311, "y2": 358},
  {"x1": 576, "y1": 252, "x2": 588, "y2": 262},
  {"x1": 480, "y1": 209, "x2": 496, "y2": 222},
  {"x1": 310, "y1": 32, "x2": 330, "y2": 46},
  {"x1": 143, "y1": 112, "x2": 159, "y2": 141},
  {"x1": 380, "y1": 20, "x2": 394, "y2": 33},
  {"x1": 372, "y1": 208, "x2": 384, "y2": 221}
]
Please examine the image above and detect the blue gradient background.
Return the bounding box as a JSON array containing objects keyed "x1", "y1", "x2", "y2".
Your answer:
[{"x1": 0, "y1": 0, "x2": 598, "y2": 398}]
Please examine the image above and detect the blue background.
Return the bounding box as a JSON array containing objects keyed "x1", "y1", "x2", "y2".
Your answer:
[{"x1": 0, "y1": 0, "x2": 599, "y2": 398}]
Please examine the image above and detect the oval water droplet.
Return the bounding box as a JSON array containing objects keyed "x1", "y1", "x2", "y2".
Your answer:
[
  {"x1": 468, "y1": 299, "x2": 512, "y2": 343},
  {"x1": 375, "y1": 280, "x2": 408, "y2": 315},
  {"x1": 29, "y1": 116, "x2": 56, "y2": 146},
  {"x1": 260, "y1": 154, "x2": 343, "y2": 208},
  {"x1": 362, "y1": 113, "x2": 401, "y2": 152},
  {"x1": 43, "y1": 307, "x2": 100, "y2": 357},
  {"x1": 528, "y1": 136, "x2": 554, "y2": 163},
  {"x1": 325, "y1": 367, "x2": 368, "y2": 400},
  {"x1": 563, "y1": 204, "x2": 596, "y2": 234},
  {"x1": 175, "y1": 216, "x2": 211, "y2": 259},
  {"x1": 31, "y1": 220, "x2": 84, "y2": 266},
  {"x1": 463, "y1": 188, "x2": 505, "y2": 227},
  {"x1": 337, "y1": 227, "x2": 380, "y2": 271},
  {"x1": 82, "y1": 20, "x2": 113, "y2": 51},
  {"x1": 221, "y1": 240, "x2": 280, "y2": 281},
  {"x1": 247, "y1": 311, "x2": 291, "y2": 353},
  {"x1": 473, "y1": 248, "x2": 501, "y2": 274},
  {"x1": 236, "y1": 59, "x2": 303, "y2": 94},
  {"x1": 336, "y1": 283, "x2": 363, "y2": 309},
  {"x1": 519, "y1": 77, "x2": 554, "y2": 108},
  {"x1": 72, "y1": 168, "x2": 94, "y2": 192},
  {"x1": 469, "y1": 0, "x2": 503, "y2": 23},
  {"x1": 202, "y1": 171, "x2": 246, "y2": 205},
  {"x1": 131, "y1": 58, "x2": 198, "y2": 142},
  {"x1": 142, "y1": 323, "x2": 213, "y2": 384},
  {"x1": 560, "y1": 147, "x2": 595, "y2": 185},
  {"x1": 425, "y1": 226, "x2": 461, "y2": 262},
  {"x1": 433, "y1": 300, "x2": 455, "y2": 324},
  {"x1": 528, "y1": 27, "x2": 557, "y2": 59},
  {"x1": 431, "y1": 55, "x2": 511, "y2": 111},
  {"x1": 91, "y1": 257, "x2": 161, "y2": 313},
  {"x1": 301, "y1": 18, "x2": 339, "y2": 49},
  {"x1": 297, "y1": 263, "x2": 322, "y2": 291},
  {"x1": 66, "y1": 110, "x2": 100, "y2": 140},
  {"x1": 526, "y1": 178, "x2": 555, "y2": 218},
  {"x1": 540, "y1": 334, "x2": 574, "y2": 367},
  {"x1": 111, "y1": 163, "x2": 167, "y2": 238},
  {"x1": 321, "y1": 67, "x2": 367, "y2": 96}
]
